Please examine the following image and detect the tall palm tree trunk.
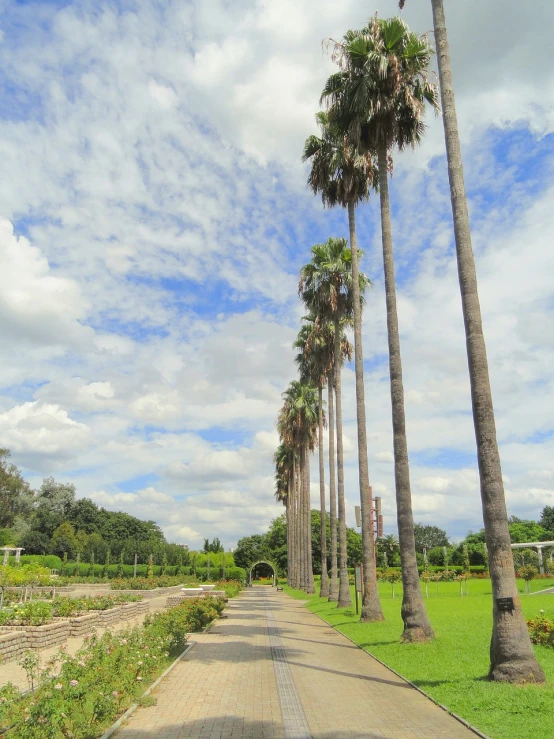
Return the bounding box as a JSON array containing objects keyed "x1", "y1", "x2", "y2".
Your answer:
[
  {"x1": 286, "y1": 486, "x2": 291, "y2": 587},
  {"x1": 304, "y1": 438, "x2": 315, "y2": 594},
  {"x1": 327, "y1": 373, "x2": 339, "y2": 601},
  {"x1": 298, "y1": 448, "x2": 306, "y2": 590},
  {"x1": 347, "y1": 199, "x2": 384, "y2": 623},
  {"x1": 291, "y1": 454, "x2": 300, "y2": 589},
  {"x1": 377, "y1": 144, "x2": 433, "y2": 641},
  {"x1": 334, "y1": 317, "x2": 352, "y2": 608},
  {"x1": 431, "y1": 0, "x2": 544, "y2": 681},
  {"x1": 318, "y1": 384, "x2": 330, "y2": 597}
]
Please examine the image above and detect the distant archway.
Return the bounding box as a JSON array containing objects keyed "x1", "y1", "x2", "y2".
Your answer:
[{"x1": 248, "y1": 560, "x2": 277, "y2": 586}]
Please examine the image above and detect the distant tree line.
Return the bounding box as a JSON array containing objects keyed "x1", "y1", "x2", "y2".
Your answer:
[{"x1": 0, "y1": 448, "x2": 188, "y2": 566}]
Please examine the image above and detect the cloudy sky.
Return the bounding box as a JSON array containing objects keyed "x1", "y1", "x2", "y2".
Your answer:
[{"x1": 1, "y1": 0, "x2": 553, "y2": 549}]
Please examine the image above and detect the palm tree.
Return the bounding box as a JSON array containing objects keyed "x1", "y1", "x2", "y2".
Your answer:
[
  {"x1": 277, "y1": 405, "x2": 300, "y2": 588},
  {"x1": 322, "y1": 16, "x2": 436, "y2": 641},
  {"x1": 294, "y1": 316, "x2": 330, "y2": 598},
  {"x1": 302, "y1": 114, "x2": 383, "y2": 621},
  {"x1": 300, "y1": 237, "x2": 362, "y2": 608},
  {"x1": 398, "y1": 0, "x2": 545, "y2": 680},
  {"x1": 274, "y1": 443, "x2": 294, "y2": 585},
  {"x1": 279, "y1": 380, "x2": 320, "y2": 593}
]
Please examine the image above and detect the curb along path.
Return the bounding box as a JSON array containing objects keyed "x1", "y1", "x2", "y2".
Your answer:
[{"x1": 116, "y1": 587, "x2": 477, "y2": 739}]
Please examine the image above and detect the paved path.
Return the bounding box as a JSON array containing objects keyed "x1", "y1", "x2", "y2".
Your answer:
[
  {"x1": 0, "y1": 593, "x2": 169, "y2": 691},
  {"x1": 117, "y1": 587, "x2": 477, "y2": 739}
]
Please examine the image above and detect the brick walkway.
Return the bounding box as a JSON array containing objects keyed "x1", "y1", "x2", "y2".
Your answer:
[{"x1": 117, "y1": 587, "x2": 477, "y2": 739}]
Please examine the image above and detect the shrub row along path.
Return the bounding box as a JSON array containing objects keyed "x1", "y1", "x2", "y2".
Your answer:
[
  {"x1": 0, "y1": 588, "x2": 169, "y2": 691},
  {"x1": 117, "y1": 587, "x2": 477, "y2": 739}
]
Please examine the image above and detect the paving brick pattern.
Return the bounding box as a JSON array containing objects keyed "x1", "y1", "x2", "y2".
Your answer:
[{"x1": 116, "y1": 588, "x2": 478, "y2": 739}]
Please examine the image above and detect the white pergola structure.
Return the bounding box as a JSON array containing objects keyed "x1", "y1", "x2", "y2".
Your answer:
[
  {"x1": 0, "y1": 547, "x2": 24, "y2": 566},
  {"x1": 511, "y1": 541, "x2": 554, "y2": 575}
]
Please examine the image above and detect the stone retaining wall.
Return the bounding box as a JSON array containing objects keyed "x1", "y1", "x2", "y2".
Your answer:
[
  {"x1": 0, "y1": 601, "x2": 152, "y2": 661},
  {"x1": 0, "y1": 621, "x2": 70, "y2": 651},
  {"x1": 0, "y1": 631, "x2": 27, "y2": 664},
  {"x1": 6, "y1": 586, "x2": 75, "y2": 594},
  {"x1": 165, "y1": 591, "x2": 226, "y2": 608}
]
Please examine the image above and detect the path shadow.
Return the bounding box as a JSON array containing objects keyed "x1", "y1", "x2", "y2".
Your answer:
[
  {"x1": 285, "y1": 659, "x2": 412, "y2": 690},
  {"x1": 116, "y1": 715, "x2": 391, "y2": 738},
  {"x1": 185, "y1": 640, "x2": 307, "y2": 665},
  {"x1": 279, "y1": 634, "x2": 359, "y2": 651}
]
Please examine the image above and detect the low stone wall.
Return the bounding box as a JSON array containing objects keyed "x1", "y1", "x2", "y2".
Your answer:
[
  {"x1": 0, "y1": 631, "x2": 27, "y2": 663},
  {"x1": 165, "y1": 591, "x2": 227, "y2": 608},
  {"x1": 6, "y1": 586, "x2": 75, "y2": 594},
  {"x1": 0, "y1": 621, "x2": 71, "y2": 651},
  {"x1": 0, "y1": 601, "x2": 152, "y2": 659},
  {"x1": 112, "y1": 585, "x2": 184, "y2": 599},
  {"x1": 66, "y1": 612, "x2": 100, "y2": 637}
]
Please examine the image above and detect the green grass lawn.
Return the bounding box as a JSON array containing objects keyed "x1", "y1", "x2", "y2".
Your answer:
[{"x1": 283, "y1": 578, "x2": 554, "y2": 739}]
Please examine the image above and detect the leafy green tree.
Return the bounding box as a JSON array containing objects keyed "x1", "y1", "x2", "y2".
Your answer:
[
  {"x1": 399, "y1": 0, "x2": 545, "y2": 683},
  {"x1": 509, "y1": 522, "x2": 552, "y2": 544},
  {"x1": 0, "y1": 449, "x2": 33, "y2": 528},
  {"x1": 233, "y1": 535, "x2": 270, "y2": 571},
  {"x1": 203, "y1": 538, "x2": 224, "y2": 553},
  {"x1": 539, "y1": 507, "x2": 554, "y2": 536},
  {"x1": 322, "y1": 15, "x2": 437, "y2": 642},
  {"x1": 51, "y1": 522, "x2": 79, "y2": 559},
  {"x1": 19, "y1": 530, "x2": 50, "y2": 555},
  {"x1": 413, "y1": 524, "x2": 450, "y2": 552}
]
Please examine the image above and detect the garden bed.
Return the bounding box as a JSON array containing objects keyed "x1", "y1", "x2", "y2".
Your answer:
[{"x1": 166, "y1": 591, "x2": 226, "y2": 608}]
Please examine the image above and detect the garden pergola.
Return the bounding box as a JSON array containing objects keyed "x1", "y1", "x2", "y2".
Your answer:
[
  {"x1": 0, "y1": 547, "x2": 25, "y2": 566},
  {"x1": 511, "y1": 541, "x2": 554, "y2": 575}
]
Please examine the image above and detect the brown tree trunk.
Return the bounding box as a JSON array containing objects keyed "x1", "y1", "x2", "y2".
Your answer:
[
  {"x1": 334, "y1": 317, "x2": 352, "y2": 608},
  {"x1": 299, "y1": 445, "x2": 307, "y2": 590},
  {"x1": 348, "y1": 199, "x2": 384, "y2": 623},
  {"x1": 318, "y1": 384, "x2": 329, "y2": 597},
  {"x1": 377, "y1": 146, "x2": 433, "y2": 641},
  {"x1": 286, "y1": 486, "x2": 291, "y2": 587},
  {"x1": 327, "y1": 373, "x2": 339, "y2": 601},
  {"x1": 432, "y1": 0, "x2": 544, "y2": 681},
  {"x1": 291, "y1": 453, "x2": 300, "y2": 589},
  {"x1": 304, "y1": 438, "x2": 315, "y2": 594}
]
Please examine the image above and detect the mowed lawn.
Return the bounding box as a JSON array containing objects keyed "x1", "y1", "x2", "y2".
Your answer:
[{"x1": 284, "y1": 578, "x2": 554, "y2": 739}]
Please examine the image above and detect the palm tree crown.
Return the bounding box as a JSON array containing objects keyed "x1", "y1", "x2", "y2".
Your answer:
[
  {"x1": 299, "y1": 237, "x2": 369, "y2": 324},
  {"x1": 302, "y1": 111, "x2": 376, "y2": 208},
  {"x1": 322, "y1": 16, "x2": 439, "y2": 154}
]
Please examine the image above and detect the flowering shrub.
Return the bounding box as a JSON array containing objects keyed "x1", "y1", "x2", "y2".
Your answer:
[
  {"x1": 0, "y1": 594, "x2": 143, "y2": 626},
  {"x1": 0, "y1": 564, "x2": 52, "y2": 588},
  {"x1": 0, "y1": 595, "x2": 225, "y2": 738},
  {"x1": 0, "y1": 601, "x2": 53, "y2": 626},
  {"x1": 214, "y1": 580, "x2": 244, "y2": 598},
  {"x1": 527, "y1": 612, "x2": 554, "y2": 648},
  {"x1": 110, "y1": 576, "x2": 183, "y2": 590}
]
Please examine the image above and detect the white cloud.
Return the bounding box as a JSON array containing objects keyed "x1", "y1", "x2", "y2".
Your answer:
[
  {"x1": 0, "y1": 0, "x2": 553, "y2": 546},
  {"x1": 0, "y1": 402, "x2": 91, "y2": 462}
]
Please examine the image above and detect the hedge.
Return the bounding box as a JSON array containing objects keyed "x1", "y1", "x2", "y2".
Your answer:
[{"x1": 7, "y1": 554, "x2": 62, "y2": 570}]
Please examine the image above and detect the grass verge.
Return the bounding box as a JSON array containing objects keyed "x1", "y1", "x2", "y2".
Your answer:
[{"x1": 283, "y1": 578, "x2": 554, "y2": 739}]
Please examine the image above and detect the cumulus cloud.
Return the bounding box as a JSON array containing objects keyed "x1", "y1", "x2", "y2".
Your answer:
[
  {"x1": 0, "y1": 402, "x2": 91, "y2": 464},
  {"x1": 0, "y1": 0, "x2": 553, "y2": 545}
]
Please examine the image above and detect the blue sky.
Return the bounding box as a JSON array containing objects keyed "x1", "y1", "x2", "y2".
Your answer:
[{"x1": 1, "y1": 0, "x2": 553, "y2": 547}]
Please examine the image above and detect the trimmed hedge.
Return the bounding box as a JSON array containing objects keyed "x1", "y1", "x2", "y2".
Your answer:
[{"x1": 7, "y1": 554, "x2": 62, "y2": 570}]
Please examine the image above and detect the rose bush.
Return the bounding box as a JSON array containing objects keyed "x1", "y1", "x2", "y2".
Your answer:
[{"x1": 0, "y1": 595, "x2": 226, "y2": 738}]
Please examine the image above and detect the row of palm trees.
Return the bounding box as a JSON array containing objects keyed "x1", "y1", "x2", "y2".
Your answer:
[{"x1": 274, "y1": 3, "x2": 545, "y2": 685}]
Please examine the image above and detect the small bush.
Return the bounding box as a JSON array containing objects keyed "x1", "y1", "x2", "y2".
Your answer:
[{"x1": 527, "y1": 612, "x2": 554, "y2": 648}]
